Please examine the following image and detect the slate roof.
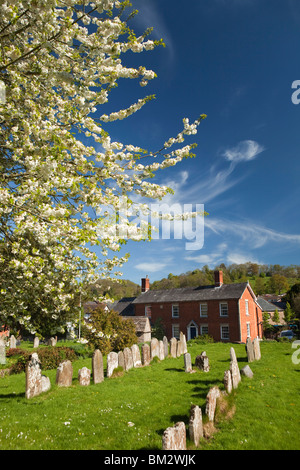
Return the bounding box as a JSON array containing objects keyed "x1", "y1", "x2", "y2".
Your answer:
[
  {"x1": 110, "y1": 297, "x2": 136, "y2": 316},
  {"x1": 257, "y1": 296, "x2": 285, "y2": 312},
  {"x1": 132, "y1": 282, "x2": 249, "y2": 304}
]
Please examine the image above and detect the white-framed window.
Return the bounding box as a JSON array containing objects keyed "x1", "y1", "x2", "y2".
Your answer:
[
  {"x1": 247, "y1": 322, "x2": 251, "y2": 337},
  {"x1": 145, "y1": 305, "x2": 152, "y2": 319},
  {"x1": 245, "y1": 299, "x2": 249, "y2": 315},
  {"x1": 219, "y1": 302, "x2": 228, "y2": 317},
  {"x1": 200, "y1": 324, "x2": 208, "y2": 336},
  {"x1": 200, "y1": 303, "x2": 208, "y2": 317},
  {"x1": 221, "y1": 324, "x2": 230, "y2": 340},
  {"x1": 172, "y1": 304, "x2": 179, "y2": 318},
  {"x1": 172, "y1": 324, "x2": 180, "y2": 339}
]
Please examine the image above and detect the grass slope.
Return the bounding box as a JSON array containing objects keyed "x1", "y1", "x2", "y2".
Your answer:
[{"x1": 0, "y1": 341, "x2": 299, "y2": 450}]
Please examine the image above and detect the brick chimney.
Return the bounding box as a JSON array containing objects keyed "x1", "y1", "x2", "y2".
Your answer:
[
  {"x1": 141, "y1": 276, "x2": 150, "y2": 293},
  {"x1": 214, "y1": 270, "x2": 223, "y2": 287}
]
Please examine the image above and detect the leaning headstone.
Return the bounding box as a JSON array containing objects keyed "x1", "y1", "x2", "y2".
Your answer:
[
  {"x1": 184, "y1": 352, "x2": 192, "y2": 373},
  {"x1": 158, "y1": 341, "x2": 165, "y2": 360},
  {"x1": 205, "y1": 386, "x2": 221, "y2": 422},
  {"x1": 123, "y1": 347, "x2": 134, "y2": 371},
  {"x1": 78, "y1": 367, "x2": 91, "y2": 386},
  {"x1": 230, "y1": 347, "x2": 241, "y2": 389},
  {"x1": 170, "y1": 338, "x2": 177, "y2": 358},
  {"x1": 163, "y1": 336, "x2": 169, "y2": 358},
  {"x1": 41, "y1": 375, "x2": 51, "y2": 393},
  {"x1": 150, "y1": 338, "x2": 159, "y2": 360},
  {"x1": 141, "y1": 343, "x2": 151, "y2": 366},
  {"x1": 246, "y1": 337, "x2": 255, "y2": 362},
  {"x1": 241, "y1": 365, "x2": 254, "y2": 378},
  {"x1": 25, "y1": 353, "x2": 42, "y2": 399},
  {"x1": 117, "y1": 350, "x2": 125, "y2": 370},
  {"x1": 253, "y1": 338, "x2": 261, "y2": 361},
  {"x1": 56, "y1": 360, "x2": 73, "y2": 387},
  {"x1": 162, "y1": 422, "x2": 187, "y2": 450},
  {"x1": 0, "y1": 338, "x2": 6, "y2": 365},
  {"x1": 92, "y1": 349, "x2": 104, "y2": 384},
  {"x1": 9, "y1": 335, "x2": 16, "y2": 349},
  {"x1": 176, "y1": 340, "x2": 183, "y2": 357},
  {"x1": 107, "y1": 351, "x2": 118, "y2": 378},
  {"x1": 180, "y1": 332, "x2": 188, "y2": 354},
  {"x1": 195, "y1": 351, "x2": 209, "y2": 372},
  {"x1": 131, "y1": 344, "x2": 142, "y2": 367},
  {"x1": 189, "y1": 405, "x2": 203, "y2": 447},
  {"x1": 224, "y1": 369, "x2": 233, "y2": 394},
  {"x1": 33, "y1": 337, "x2": 39, "y2": 348}
]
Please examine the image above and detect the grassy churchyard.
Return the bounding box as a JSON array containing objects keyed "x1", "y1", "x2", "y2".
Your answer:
[{"x1": 0, "y1": 340, "x2": 299, "y2": 450}]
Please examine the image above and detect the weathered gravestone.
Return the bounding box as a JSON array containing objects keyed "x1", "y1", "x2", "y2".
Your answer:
[
  {"x1": 189, "y1": 405, "x2": 203, "y2": 447},
  {"x1": 33, "y1": 337, "x2": 39, "y2": 348},
  {"x1": 241, "y1": 364, "x2": 254, "y2": 378},
  {"x1": 150, "y1": 338, "x2": 159, "y2": 360},
  {"x1": 163, "y1": 336, "x2": 169, "y2": 358},
  {"x1": 123, "y1": 347, "x2": 133, "y2": 371},
  {"x1": 253, "y1": 338, "x2": 261, "y2": 360},
  {"x1": 170, "y1": 338, "x2": 177, "y2": 358},
  {"x1": 246, "y1": 337, "x2": 255, "y2": 362},
  {"x1": 9, "y1": 335, "x2": 16, "y2": 349},
  {"x1": 205, "y1": 386, "x2": 221, "y2": 422},
  {"x1": 195, "y1": 351, "x2": 209, "y2": 372},
  {"x1": 118, "y1": 350, "x2": 125, "y2": 370},
  {"x1": 0, "y1": 338, "x2": 6, "y2": 365},
  {"x1": 56, "y1": 360, "x2": 73, "y2": 387},
  {"x1": 180, "y1": 332, "x2": 188, "y2": 354},
  {"x1": 224, "y1": 369, "x2": 233, "y2": 394},
  {"x1": 78, "y1": 367, "x2": 91, "y2": 386},
  {"x1": 25, "y1": 353, "x2": 50, "y2": 399},
  {"x1": 184, "y1": 352, "x2": 192, "y2": 373},
  {"x1": 92, "y1": 349, "x2": 104, "y2": 384},
  {"x1": 176, "y1": 340, "x2": 183, "y2": 357},
  {"x1": 131, "y1": 344, "x2": 142, "y2": 367},
  {"x1": 230, "y1": 347, "x2": 241, "y2": 389},
  {"x1": 141, "y1": 343, "x2": 151, "y2": 366},
  {"x1": 158, "y1": 340, "x2": 165, "y2": 360},
  {"x1": 162, "y1": 421, "x2": 187, "y2": 450},
  {"x1": 107, "y1": 351, "x2": 118, "y2": 378}
]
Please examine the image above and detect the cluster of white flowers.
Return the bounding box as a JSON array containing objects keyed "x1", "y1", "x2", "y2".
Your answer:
[{"x1": 0, "y1": 0, "x2": 206, "y2": 334}]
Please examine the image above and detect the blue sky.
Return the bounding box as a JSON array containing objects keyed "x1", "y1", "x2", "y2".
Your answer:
[{"x1": 96, "y1": 0, "x2": 300, "y2": 284}]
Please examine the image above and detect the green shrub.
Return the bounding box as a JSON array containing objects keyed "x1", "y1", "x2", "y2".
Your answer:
[{"x1": 9, "y1": 346, "x2": 77, "y2": 374}]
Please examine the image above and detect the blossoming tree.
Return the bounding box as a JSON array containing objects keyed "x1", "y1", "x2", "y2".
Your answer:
[{"x1": 0, "y1": 0, "x2": 206, "y2": 336}]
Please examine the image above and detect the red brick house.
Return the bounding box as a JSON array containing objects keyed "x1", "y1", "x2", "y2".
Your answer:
[{"x1": 130, "y1": 271, "x2": 263, "y2": 343}]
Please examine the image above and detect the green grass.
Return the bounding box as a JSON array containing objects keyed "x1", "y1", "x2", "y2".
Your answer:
[{"x1": 0, "y1": 340, "x2": 299, "y2": 450}]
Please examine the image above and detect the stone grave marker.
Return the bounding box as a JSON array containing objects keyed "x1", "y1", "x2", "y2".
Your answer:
[
  {"x1": 158, "y1": 340, "x2": 165, "y2": 360},
  {"x1": 78, "y1": 367, "x2": 91, "y2": 386},
  {"x1": 246, "y1": 337, "x2": 255, "y2": 362},
  {"x1": 230, "y1": 347, "x2": 241, "y2": 389},
  {"x1": 241, "y1": 365, "x2": 254, "y2": 378},
  {"x1": 131, "y1": 344, "x2": 142, "y2": 367},
  {"x1": 180, "y1": 332, "x2": 188, "y2": 354},
  {"x1": 184, "y1": 352, "x2": 192, "y2": 373},
  {"x1": 205, "y1": 386, "x2": 221, "y2": 422},
  {"x1": 92, "y1": 349, "x2": 104, "y2": 384},
  {"x1": 170, "y1": 338, "x2": 177, "y2": 358},
  {"x1": 56, "y1": 360, "x2": 73, "y2": 387},
  {"x1": 25, "y1": 353, "x2": 42, "y2": 399},
  {"x1": 150, "y1": 338, "x2": 159, "y2": 360},
  {"x1": 195, "y1": 351, "x2": 209, "y2": 372},
  {"x1": 188, "y1": 405, "x2": 203, "y2": 447},
  {"x1": 118, "y1": 350, "x2": 125, "y2": 370},
  {"x1": 253, "y1": 338, "x2": 261, "y2": 360},
  {"x1": 176, "y1": 340, "x2": 183, "y2": 357},
  {"x1": 0, "y1": 338, "x2": 6, "y2": 365},
  {"x1": 162, "y1": 421, "x2": 187, "y2": 450},
  {"x1": 163, "y1": 336, "x2": 169, "y2": 358},
  {"x1": 224, "y1": 369, "x2": 233, "y2": 394},
  {"x1": 123, "y1": 347, "x2": 133, "y2": 371},
  {"x1": 9, "y1": 335, "x2": 16, "y2": 349},
  {"x1": 141, "y1": 343, "x2": 150, "y2": 366},
  {"x1": 33, "y1": 337, "x2": 39, "y2": 348},
  {"x1": 107, "y1": 351, "x2": 118, "y2": 378}
]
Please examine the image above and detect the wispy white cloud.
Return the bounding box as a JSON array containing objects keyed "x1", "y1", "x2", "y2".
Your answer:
[
  {"x1": 134, "y1": 261, "x2": 168, "y2": 273},
  {"x1": 222, "y1": 140, "x2": 265, "y2": 163}
]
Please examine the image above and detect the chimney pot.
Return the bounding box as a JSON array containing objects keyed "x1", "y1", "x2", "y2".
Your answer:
[
  {"x1": 141, "y1": 276, "x2": 150, "y2": 293},
  {"x1": 214, "y1": 270, "x2": 223, "y2": 287}
]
